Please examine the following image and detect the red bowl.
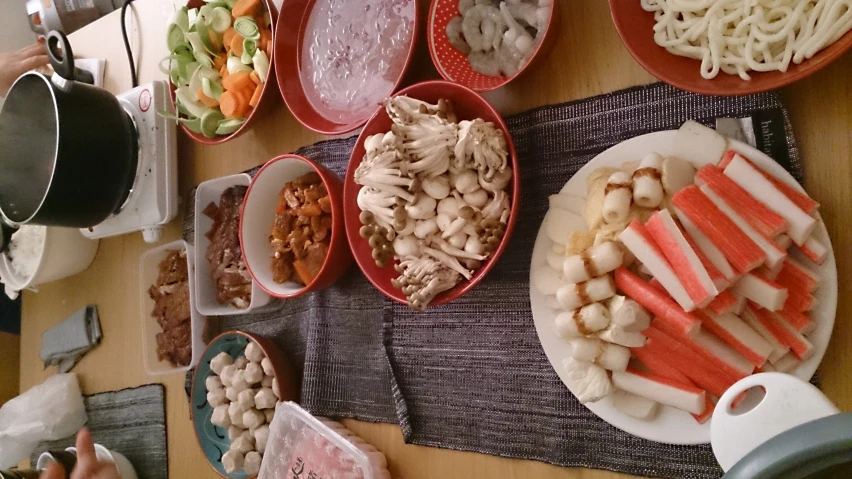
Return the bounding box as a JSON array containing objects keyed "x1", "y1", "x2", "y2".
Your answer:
[
  {"x1": 170, "y1": 0, "x2": 278, "y2": 145},
  {"x1": 428, "y1": 0, "x2": 560, "y2": 92},
  {"x1": 274, "y1": 0, "x2": 420, "y2": 135},
  {"x1": 609, "y1": 0, "x2": 852, "y2": 96},
  {"x1": 343, "y1": 80, "x2": 520, "y2": 308},
  {"x1": 240, "y1": 155, "x2": 352, "y2": 299}
]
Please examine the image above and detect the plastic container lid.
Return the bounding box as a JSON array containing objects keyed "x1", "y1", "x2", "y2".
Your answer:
[{"x1": 258, "y1": 402, "x2": 390, "y2": 479}]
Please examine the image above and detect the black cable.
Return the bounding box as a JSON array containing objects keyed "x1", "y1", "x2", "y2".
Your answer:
[{"x1": 121, "y1": 0, "x2": 138, "y2": 88}]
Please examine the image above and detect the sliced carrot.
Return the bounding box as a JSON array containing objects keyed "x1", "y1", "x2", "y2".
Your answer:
[
  {"x1": 223, "y1": 70, "x2": 253, "y2": 92},
  {"x1": 232, "y1": 0, "x2": 261, "y2": 19},
  {"x1": 230, "y1": 33, "x2": 245, "y2": 57},
  {"x1": 259, "y1": 27, "x2": 271, "y2": 52},
  {"x1": 249, "y1": 83, "x2": 263, "y2": 107},
  {"x1": 222, "y1": 27, "x2": 237, "y2": 52},
  {"x1": 219, "y1": 90, "x2": 245, "y2": 119},
  {"x1": 249, "y1": 70, "x2": 261, "y2": 85},
  {"x1": 213, "y1": 53, "x2": 226, "y2": 72},
  {"x1": 219, "y1": 64, "x2": 230, "y2": 79},
  {"x1": 292, "y1": 260, "x2": 314, "y2": 286},
  {"x1": 196, "y1": 87, "x2": 219, "y2": 108}
]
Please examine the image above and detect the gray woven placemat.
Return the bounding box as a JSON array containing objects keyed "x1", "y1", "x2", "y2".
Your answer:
[
  {"x1": 32, "y1": 384, "x2": 167, "y2": 479},
  {"x1": 184, "y1": 82, "x2": 803, "y2": 479}
]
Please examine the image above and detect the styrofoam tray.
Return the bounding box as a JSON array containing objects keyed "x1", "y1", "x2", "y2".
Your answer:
[
  {"x1": 194, "y1": 173, "x2": 270, "y2": 315},
  {"x1": 140, "y1": 239, "x2": 207, "y2": 376}
]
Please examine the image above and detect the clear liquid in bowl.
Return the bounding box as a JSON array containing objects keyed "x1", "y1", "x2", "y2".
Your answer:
[{"x1": 299, "y1": 0, "x2": 415, "y2": 125}]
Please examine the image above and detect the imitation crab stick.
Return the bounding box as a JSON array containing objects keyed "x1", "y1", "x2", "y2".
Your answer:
[
  {"x1": 741, "y1": 307, "x2": 790, "y2": 364},
  {"x1": 677, "y1": 211, "x2": 737, "y2": 282},
  {"x1": 700, "y1": 185, "x2": 787, "y2": 269},
  {"x1": 783, "y1": 288, "x2": 816, "y2": 312},
  {"x1": 631, "y1": 342, "x2": 716, "y2": 423},
  {"x1": 776, "y1": 308, "x2": 816, "y2": 335},
  {"x1": 619, "y1": 220, "x2": 697, "y2": 311},
  {"x1": 777, "y1": 258, "x2": 820, "y2": 293},
  {"x1": 798, "y1": 236, "x2": 829, "y2": 265},
  {"x1": 772, "y1": 352, "x2": 801, "y2": 373},
  {"x1": 650, "y1": 318, "x2": 752, "y2": 381},
  {"x1": 696, "y1": 165, "x2": 788, "y2": 237},
  {"x1": 732, "y1": 272, "x2": 788, "y2": 311},
  {"x1": 718, "y1": 151, "x2": 820, "y2": 215},
  {"x1": 707, "y1": 290, "x2": 738, "y2": 315},
  {"x1": 556, "y1": 275, "x2": 616, "y2": 311},
  {"x1": 723, "y1": 155, "x2": 817, "y2": 245},
  {"x1": 745, "y1": 304, "x2": 814, "y2": 361},
  {"x1": 612, "y1": 368, "x2": 707, "y2": 415},
  {"x1": 611, "y1": 390, "x2": 660, "y2": 420},
  {"x1": 774, "y1": 234, "x2": 793, "y2": 251},
  {"x1": 698, "y1": 311, "x2": 773, "y2": 368},
  {"x1": 673, "y1": 186, "x2": 766, "y2": 274},
  {"x1": 636, "y1": 332, "x2": 732, "y2": 399},
  {"x1": 678, "y1": 222, "x2": 730, "y2": 291},
  {"x1": 614, "y1": 267, "x2": 701, "y2": 337},
  {"x1": 645, "y1": 210, "x2": 718, "y2": 308}
]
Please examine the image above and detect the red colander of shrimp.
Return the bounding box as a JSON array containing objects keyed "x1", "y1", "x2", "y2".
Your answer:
[{"x1": 428, "y1": 0, "x2": 560, "y2": 92}]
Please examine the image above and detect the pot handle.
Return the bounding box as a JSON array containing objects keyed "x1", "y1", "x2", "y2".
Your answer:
[{"x1": 46, "y1": 31, "x2": 94, "y2": 89}]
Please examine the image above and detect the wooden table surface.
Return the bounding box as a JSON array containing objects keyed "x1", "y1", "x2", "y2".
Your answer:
[{"x1": 18, "y1": 1, "x2": 851, "y2": 478}]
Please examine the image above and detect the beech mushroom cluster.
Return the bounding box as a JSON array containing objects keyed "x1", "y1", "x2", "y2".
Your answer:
[{"x1": 355, "y1": 95, "x2": 513, "y2": 311}]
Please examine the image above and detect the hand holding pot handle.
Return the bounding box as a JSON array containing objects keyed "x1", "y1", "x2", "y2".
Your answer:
[{"x1": 46, "y1": 31, "x2": 94, "y2": 88}]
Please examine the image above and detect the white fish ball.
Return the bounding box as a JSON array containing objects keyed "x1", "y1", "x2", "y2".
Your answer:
[
  {"x1": 221, "y1": 450, "x2": 244, "y2": 474},
  {"x1": 245, "y1": 341, "x2": 265, "y2": 363},
  {"x1": 205, "y1": 375, "x2": 223, "y2": 393},
  {"x1": 243, "y1": 451, "x2": 262, "y2": 475},
  {"x1": 210, "y1": 352, "x2": 233, "y2": 375},
  {"x1": 261, "y1": 374, "x2": 273, "y2": 388},
  {"x1": 261, "y1": 357, "x2": 274, "y2": 376},
  {"x1": 234, "y1": 355, "x2": 249, "y2": 370},
  {"x1": 244, "y1": 361, "x2": 264, "y2": 385},
  {"x1": 255, "y1": 388, "x2": 277, "y2": 410},
  {"x1": 253, "y1": 425, "x2": 270, "y2": 453},
  {"x1": 211, "y1": 405, "x2": 231, "y2": 428},
  {"x1": 243, "y1": 408, "x2": 265, "y2": 430},
  {"x1": 230, "y1": 435, "x2": 254, "y2": 454},
  {"x1": 227, "y1": 425, "x2": 244, "y2": 441},
  {"x1": 207, "y1": 389, "x2": 228, "y2": 407},
  {"x1": 228, "y1": 402, "x2": 246, "y2": 428},
  {"x1": 238, "y1": 388, "x2": 257, "y2": 410}
]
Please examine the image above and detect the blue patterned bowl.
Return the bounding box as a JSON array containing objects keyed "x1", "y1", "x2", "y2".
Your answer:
[{"x1": 190, "y1": 331, "x2": 300, "y2": 478}]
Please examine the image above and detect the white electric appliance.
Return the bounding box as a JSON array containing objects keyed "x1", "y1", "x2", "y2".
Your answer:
[{"x1": 81, "y1": 81, "x2": 178, "y2": 243}]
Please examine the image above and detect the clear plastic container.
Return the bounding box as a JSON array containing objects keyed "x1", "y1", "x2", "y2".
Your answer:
[
  {"x1": 259, "y1": 402, "x2": 390, "y2": 479},
  {"x1": 193, "y1": 173, "x2": 270, "y2": 315},
  {"x1": 139, "y1": 240, "x2": 207, "y2": 376}
]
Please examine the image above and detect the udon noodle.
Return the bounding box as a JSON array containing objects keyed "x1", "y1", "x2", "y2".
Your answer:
[{"x1": 640, "y1": 0, "x2": 852, "y2": 79}]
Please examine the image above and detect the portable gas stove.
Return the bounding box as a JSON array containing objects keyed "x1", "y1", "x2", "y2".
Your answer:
[{"x1": 81, "y1": 81, "x2": 178, "y2": 243}]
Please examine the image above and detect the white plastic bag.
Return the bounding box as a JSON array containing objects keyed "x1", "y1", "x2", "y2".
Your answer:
[{"x1": 0, "y1": 373, "x2": 88, "y2": 468}]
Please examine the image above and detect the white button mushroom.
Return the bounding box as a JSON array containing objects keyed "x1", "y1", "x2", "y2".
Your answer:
[
  {"x1": 421, "y1": 175, "x2": 450, "y2": 200},
  {"x1": 462, "y1": 188, "x2": 488, "y2": 208},
  {"x1": 237, "y1": 388, "x2": 257, "y2": 410},
  {"x1": 210, "y1": 352, "x2": 233, "y2": 375},
  {"x1": 211, "y1": 405, "x2": 231, "y2": 428},
  {"x1": 244, "y1": 341, "x2": 265, "y2": 363},
  {"x1": 244, "y1": 361, "x2": 264, "y2": 385},
  {"x1": 242, "y1": 408, "x2": 265, "y2": 430},
  {"x1": 243, "y1": 451, "x2": 262, "y2": 475},
  {"x1": 436, "y1": 197, "x2": 460, "y2": 218},
  {"x1": 254, "y1": 388, "x2": 277, "y2": 410},
  {"x1": 221, "y1": 450, "x2": 244, "y2": 474},
  {"x1": 405, "y1": 193, "x2": 437, "y2": 220},
  {"x1": 453, "y1": 169, "x2": 479, "y2": 194}
]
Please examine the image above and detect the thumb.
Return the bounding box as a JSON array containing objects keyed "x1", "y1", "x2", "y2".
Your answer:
[
  {"x1": 75, "y1": 427, "x2": 99, "y2": 467},
  {"x1": 40, "y1": 463, "x2": 66, "y2": 479}
]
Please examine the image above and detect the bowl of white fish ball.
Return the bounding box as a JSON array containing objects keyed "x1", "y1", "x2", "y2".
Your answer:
[
  {"x1": 191, "y1": 331, "x2": 300, "y2": 478},
  {"x1": 428, "y1": 0, "x2": 559, "y2": 91}
]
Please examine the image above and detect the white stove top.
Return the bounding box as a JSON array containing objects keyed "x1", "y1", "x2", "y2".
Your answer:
[{"x1": 81, "y1": 81, "x2": 178, "y2": 243}]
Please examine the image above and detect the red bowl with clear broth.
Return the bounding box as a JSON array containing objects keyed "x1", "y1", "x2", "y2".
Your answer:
[
  {"x1": 171, "y1": 0, "x2": 278, "y2": 145},
  {"x1": 428, "y1": 0, "x2": 560, "y2": 92},
  {"x1": 609, "y1": 0, "x2": 852, "y2": 95},
  {"x1": 343, "y1": 80, "x2": 519, "y2": 307},
  {"x1": 274, "y1": 0, "x2": 420, "y2": 135}
]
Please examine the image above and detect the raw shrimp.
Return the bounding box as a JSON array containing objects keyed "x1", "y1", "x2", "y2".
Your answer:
[
  {"x1": 459, "y1": 0, "x2": 493, "y2": 15},
  {"x1": 498, "y1": 42, "x2": 524, "y2": 77},
  {"x1": 468, "y1": 50, "x2": 501, "y2": 76},
  {"x1": 446, "y1": 16, "x2": 471, "y2": 54},
  {"x1": 499, "y1": 2, "x2": 535, "y2": 56},
  {"x1": 462, "y1": 4, "x2": 503, "y2": 52},
  {"x1": 506, "y1": 2, "x2": 539, "y2": 30}
]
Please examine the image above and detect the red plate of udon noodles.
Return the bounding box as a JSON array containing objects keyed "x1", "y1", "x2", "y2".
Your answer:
[
  {"x1": 275, "y1": 0, "x2": 420, "y2": 135},
  {"x1": 609, "y1": 0, "x2": 852, "y2": 96},
  {"x1": 428, "y1": 0, "x2": 561, "y2": 92}
]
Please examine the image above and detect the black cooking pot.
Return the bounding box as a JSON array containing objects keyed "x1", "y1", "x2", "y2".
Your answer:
[{"x1": 0, "y1": 31, "x2": 138, "y2": 228}]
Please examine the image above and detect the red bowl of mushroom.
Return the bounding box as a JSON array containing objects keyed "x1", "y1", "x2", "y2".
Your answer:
[
  {"x1": 343, "y1": 80, "x2": 519, "y2": 310},
  {"x1": 428, "y1": 0, "x2": 560, "y2": 92},
  {"x1": 274, "y1": 0, "x2": 420, "y2": 135},
  {"x1": 240, "y1": 155, "x2": 351, "y2": 298}
]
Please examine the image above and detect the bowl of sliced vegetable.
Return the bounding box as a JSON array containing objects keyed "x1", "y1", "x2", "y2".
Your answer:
[{"x1": 163, "y1": 0, "x2": 276, "y2": 144}]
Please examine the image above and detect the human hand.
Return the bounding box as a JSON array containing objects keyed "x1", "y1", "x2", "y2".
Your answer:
[
  {"x1": 0, "y1": 43, "x2": 49, "y2": 97},
  {"x1": 40, "y1": 428, "x2": 121, "y2": 479}
]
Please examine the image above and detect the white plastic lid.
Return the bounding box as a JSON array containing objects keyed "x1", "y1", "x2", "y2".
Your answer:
[{"x1": 258, "y1": 402, "x2": 390, "y2": 479}]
